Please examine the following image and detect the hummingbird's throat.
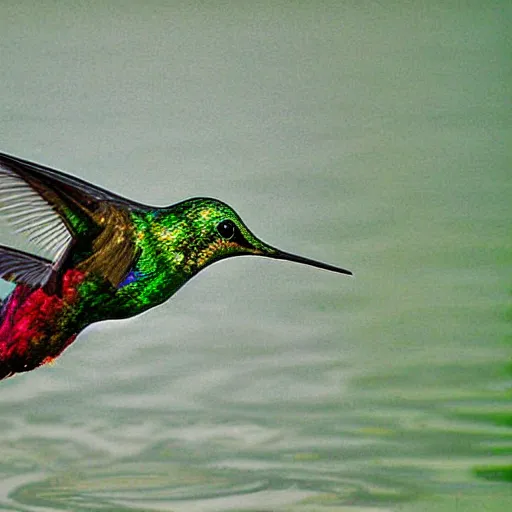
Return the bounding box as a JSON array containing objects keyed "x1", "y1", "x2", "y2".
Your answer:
[{"x1": 184, "y1": 239, "x2": 251, "y2": 273}]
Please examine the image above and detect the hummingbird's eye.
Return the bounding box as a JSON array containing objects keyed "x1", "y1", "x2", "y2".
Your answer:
[{"x1": 216, "y1": 219, "x2": 236, "y2": 240}]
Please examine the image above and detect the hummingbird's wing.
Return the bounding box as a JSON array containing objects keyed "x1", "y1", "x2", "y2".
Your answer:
[
  {"x1": 0, "y1": 245, "x2": 54, "y2": 288},
  {"x1": 0, "y1": 152, "x2": 149, "y2": 289}
]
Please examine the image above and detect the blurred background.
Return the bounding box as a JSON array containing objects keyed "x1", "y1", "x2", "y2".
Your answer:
[{"x1": 0, "y1": 1, "x2": 510, "y2": 511}]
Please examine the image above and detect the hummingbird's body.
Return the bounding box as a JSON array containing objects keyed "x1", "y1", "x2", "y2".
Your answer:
[{"x1": 0, "y1": 153, "x2": 351, "y2": 380}]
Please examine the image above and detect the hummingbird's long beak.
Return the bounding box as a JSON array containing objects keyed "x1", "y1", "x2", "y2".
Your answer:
[{"x1": 265, "y1": 247, "x2": 353, "y2": 276}]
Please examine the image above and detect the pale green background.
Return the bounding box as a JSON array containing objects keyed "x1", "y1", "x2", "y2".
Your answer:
[{"x1": 0, "y1": 1, "x2": 510, "y2": 511}]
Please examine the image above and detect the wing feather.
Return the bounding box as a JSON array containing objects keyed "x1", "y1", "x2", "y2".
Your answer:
[
  {"x1": 0, "y1": 245, "x2": 55, "y2": 288},
  {"x1": 0, "y1": 152, "x2": 146, "y2": 288},
  {"x1": 0, "y1": 169, "x2": 72, "y2": 263}
]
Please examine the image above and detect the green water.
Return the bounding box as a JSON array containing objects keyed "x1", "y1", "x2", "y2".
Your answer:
[{"x1": 0, "y1": 1, "x2": 510, "y2": 510}]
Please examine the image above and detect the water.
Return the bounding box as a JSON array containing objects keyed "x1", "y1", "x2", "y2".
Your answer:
[{"x1": 0, "y1": 1, "x2": 510, "y2": 510}]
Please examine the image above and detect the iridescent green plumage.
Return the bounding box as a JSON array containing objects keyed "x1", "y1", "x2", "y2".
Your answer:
[{"x1": 0, "y1": 152, "x2": 351, "y2": 379}]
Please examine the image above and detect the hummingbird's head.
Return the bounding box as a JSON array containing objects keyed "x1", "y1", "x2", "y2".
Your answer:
[{"x1": 156, "y1": 198, "x2": 352, "y2": 277}]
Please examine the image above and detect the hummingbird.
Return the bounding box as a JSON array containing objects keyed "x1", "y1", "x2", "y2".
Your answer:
[{"x1": 0, "y1": 152, "x2": 351, "y2": 380}]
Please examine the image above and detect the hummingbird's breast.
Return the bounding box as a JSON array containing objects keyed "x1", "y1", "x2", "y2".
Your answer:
[{"x1": 0, "y1": 268, "x2": 113, "y2": 379}]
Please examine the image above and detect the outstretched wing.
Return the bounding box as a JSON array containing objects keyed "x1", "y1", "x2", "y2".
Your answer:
[{"x1": 0, "y1": 152, "x2": 149, "y2": 288}]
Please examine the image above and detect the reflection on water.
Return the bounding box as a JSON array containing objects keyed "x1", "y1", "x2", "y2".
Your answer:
[{"x1": 1, "y1": 0, "x2": 511, "y2": 510}]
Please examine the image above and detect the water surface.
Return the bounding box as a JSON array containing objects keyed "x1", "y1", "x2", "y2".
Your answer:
[{"x1": 0, "y1": 1, "x2": 510, "y2": 510}]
